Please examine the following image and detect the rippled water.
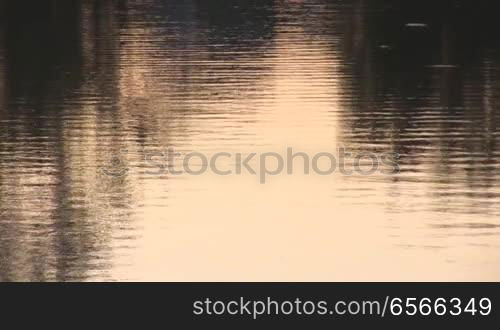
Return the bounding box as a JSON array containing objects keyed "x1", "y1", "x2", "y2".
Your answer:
[{"x1": 0, "y1": 0, "x2": 499, "y2": 281}]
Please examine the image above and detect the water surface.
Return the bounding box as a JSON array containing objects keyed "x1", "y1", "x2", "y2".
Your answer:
[{"x1": 0, "y1": 0, "x2": 499, "y2": 281}]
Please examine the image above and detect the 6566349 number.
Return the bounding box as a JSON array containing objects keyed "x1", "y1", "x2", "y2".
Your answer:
[{"x1": 390, "y1": 298, "x2": 492, "y2": 317}]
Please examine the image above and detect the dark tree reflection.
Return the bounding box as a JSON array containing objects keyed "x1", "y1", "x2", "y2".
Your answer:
[{"x1": 331, "y1": 0, "x2": 500, "y2": 216}]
